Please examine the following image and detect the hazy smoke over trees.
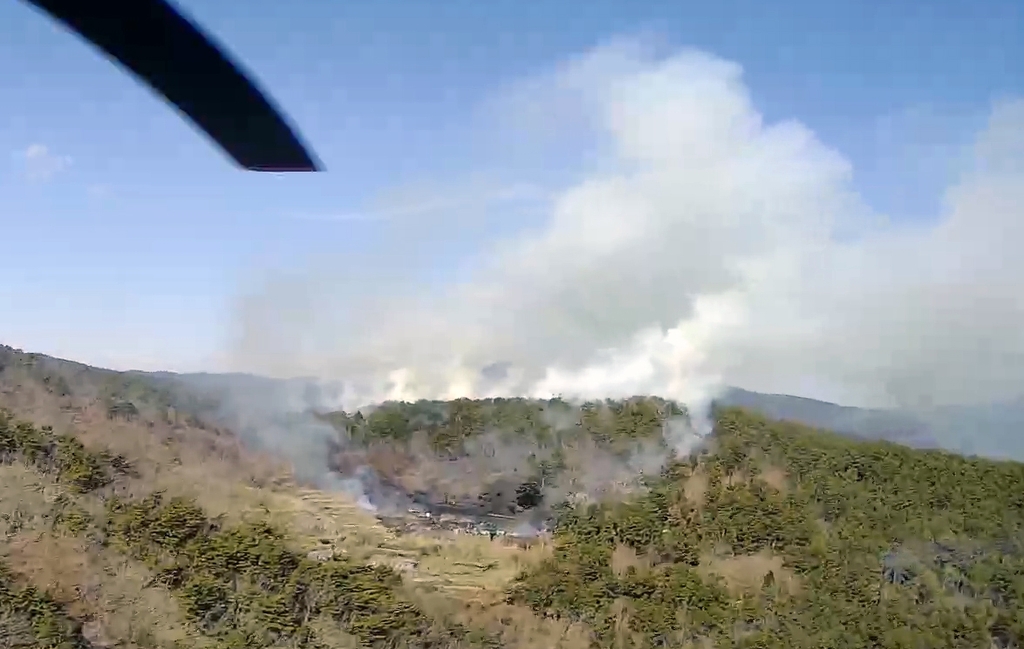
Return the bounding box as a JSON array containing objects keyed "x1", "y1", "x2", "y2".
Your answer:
[{"x1": 229, "y1": 38, "x2": 1024, "y2": 425}]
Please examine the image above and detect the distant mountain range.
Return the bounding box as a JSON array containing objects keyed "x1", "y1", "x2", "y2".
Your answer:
[
  {"x1": 716, "y1": 387, "x2": 937, "y2": 445},
  {"x1": 165, "y1": 371, "x2": 1024, "y2": 462},
  {"x1": 716, "y1": 387, "x2": 1024, "y2": 461}
]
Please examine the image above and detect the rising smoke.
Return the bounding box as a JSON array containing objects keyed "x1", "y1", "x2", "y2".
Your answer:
[
  {"x1": 220, "y1": 38, "x2": 1024, "y2": 507},
  {"x1": 184, "y1": 367, "x2": 707, "y2": 522}
]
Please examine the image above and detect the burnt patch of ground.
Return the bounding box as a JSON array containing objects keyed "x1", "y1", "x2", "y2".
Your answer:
[{"x1": 322, "y1": 397, "x2": 692, "y2": 532}]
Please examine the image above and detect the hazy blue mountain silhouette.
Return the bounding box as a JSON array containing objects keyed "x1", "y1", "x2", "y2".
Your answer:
[
  {"x1": 716, "y1": 387, "x2": 1024, "y2": 461},
  {"x1": 715, "y1": 387, "x2": 938, "y2": 446}
]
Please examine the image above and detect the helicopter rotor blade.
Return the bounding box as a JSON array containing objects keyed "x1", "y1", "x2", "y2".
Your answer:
[{"x1": 22, "y1": 0, "x2": 322, "y2": 172}]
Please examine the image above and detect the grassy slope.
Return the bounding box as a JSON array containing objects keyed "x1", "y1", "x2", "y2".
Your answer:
[
  {"x1": 0, "y1": 347, "x2": 580, "y2": 649},
  {"x1": 3, "y1": 345, "x2": 1024, "y2": 647}
]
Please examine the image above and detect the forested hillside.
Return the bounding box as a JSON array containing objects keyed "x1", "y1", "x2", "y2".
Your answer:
[
  {"x1": 1, "y1": 344, "x2": 1023, "y2": 647},
  {"x1": 512, "y1": 407, "x2": 1024, "y2": 647}
]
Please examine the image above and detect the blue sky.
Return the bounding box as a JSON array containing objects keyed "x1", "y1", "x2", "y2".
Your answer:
[{"x1": 1, "y1": 0, "x2": 1022, "y2": 382}]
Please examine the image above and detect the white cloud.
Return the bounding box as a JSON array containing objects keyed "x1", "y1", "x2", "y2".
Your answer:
[
  {"x1": 18, "y1": 143, "x2": 72, "y2": 181},
  {"x1": 227, "y1": 39, "x2": 1024, "y2": 414}
]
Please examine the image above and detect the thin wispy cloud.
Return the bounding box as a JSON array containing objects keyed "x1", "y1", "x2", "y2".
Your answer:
[
  {"x1": 17, "y1": 143, "x2": 73, "y2": 181},
  {"x1": 286, "y1": 182, "x2": 550, "y2": 224}
]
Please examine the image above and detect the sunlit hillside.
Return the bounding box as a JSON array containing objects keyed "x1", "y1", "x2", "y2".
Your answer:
[{"x1": 2, "y1": 344, "x2": 1023, "y2": 648}]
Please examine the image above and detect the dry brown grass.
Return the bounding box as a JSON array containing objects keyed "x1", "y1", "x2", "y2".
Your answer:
[
  {"x1": 279, "y1": 488, "x2": 552, "y2": 595},
  {"x1": 0, "y1": 368, "x2": 589, "y2": 647},
  {"x1": 0, "y1": 462, "x2": 62, "y2": 536},
  {"x1": 758, "y1": 465, "x2": 790, "y2": 492},
  {"x1": 89, "y1": 404, "x2": 552, "y2": 596},
  {"x1": 6, "y1": 532, "x2": 206, "y2": 649},
  {"x1": 610, "y1": 543, "x2": 653, "y2": 577},
  {"x1": 69, "y1": 402, "x2": 290, "y2": 516},
  {"x1": 683, "y1": 468, "x2": 708, "y2": 508},
  {"x1": 433, "y1": 595, "x2": 595, "y2": 649},
  {"x1": 273, "y1": 488, "x2": 583, "y2": 648},
  {"x1": 411, "y1": 533, "x2": 551, "y2": 592},
  {"x1": 723, "y1": 470, "x2": 748, "y2": 487},
  {"x1": 699, "y1": 550, "x2": 801, "y2": 598},
  {"x1": 5, "y1": 533, "x2": 91, "y2": 614},
  {"x1": 0, "y1": 465, "x2": 205, "y2": 649},
  {"x1": 607, "y1": 598, "x2": 645, "y2": 649},
  {"x1": 0, "y1": 374, "x2": 291, "y2": 520},
  {"x1": 275, "y1": 489, "x2": 582, "y2": 648},
  {"x1": 602, "y1": 599, "x2": 719, "y2": 649}
]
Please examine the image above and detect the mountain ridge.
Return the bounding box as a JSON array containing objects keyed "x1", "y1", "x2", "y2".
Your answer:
[{"x1": 6, "y1": 343, "x2": 1020, "y2": 460}]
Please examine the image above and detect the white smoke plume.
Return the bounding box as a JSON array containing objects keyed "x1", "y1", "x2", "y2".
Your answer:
[{"x1": 227, "y1": 38, "x2": 1024, "y2": 444}]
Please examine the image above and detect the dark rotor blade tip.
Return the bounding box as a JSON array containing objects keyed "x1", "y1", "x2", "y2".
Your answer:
[{"x1": 23, "y1": 0, "x2": 323, "y2": 172}]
